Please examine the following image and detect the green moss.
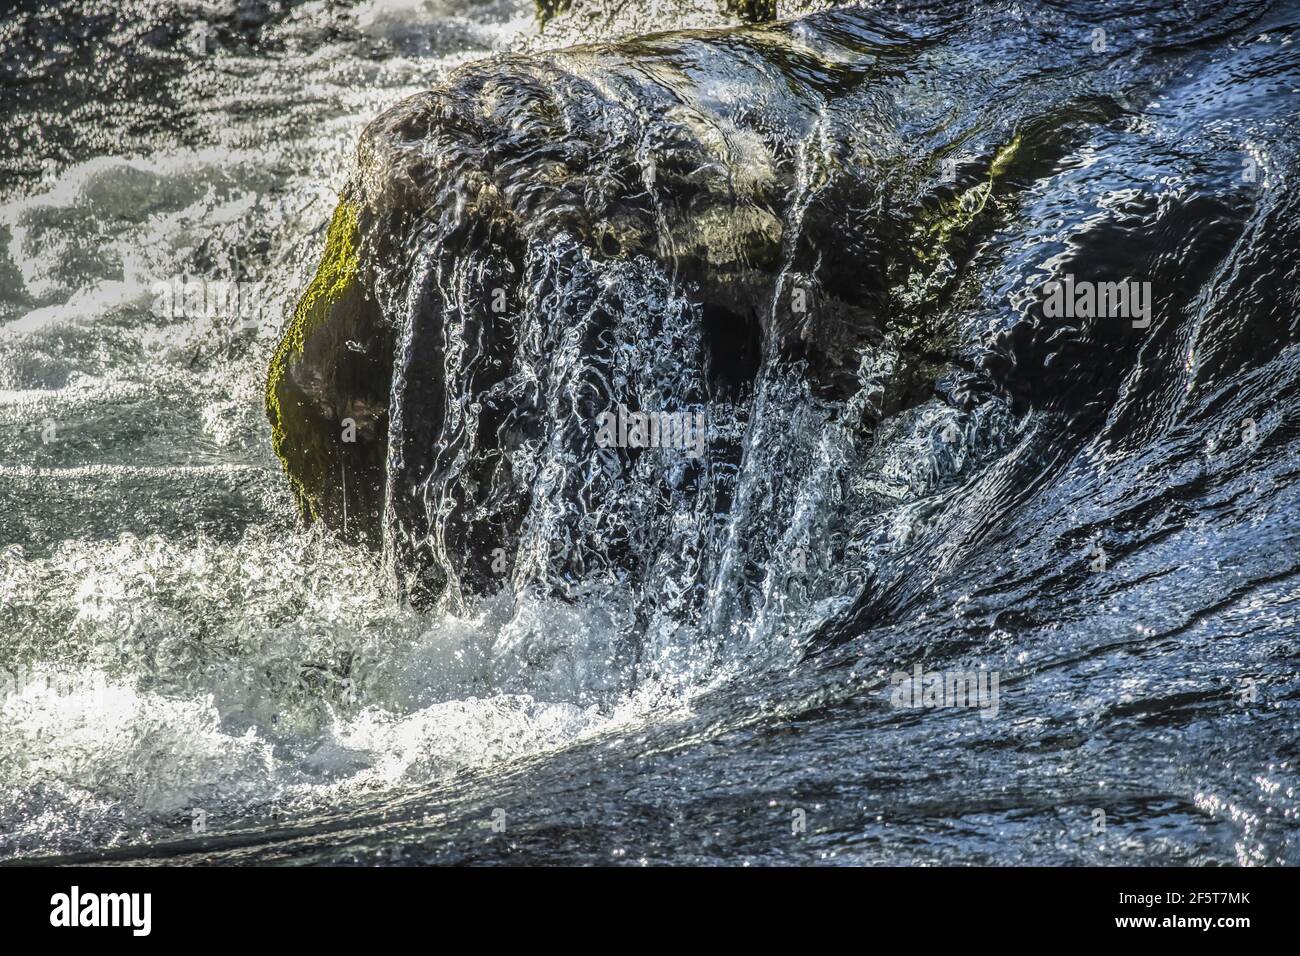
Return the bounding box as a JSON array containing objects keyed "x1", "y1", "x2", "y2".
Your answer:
[
  {"x1": 535, "y1": 0, "x2": 571, "y2": 26},
  {"x1": 266, "y1": 200, "x2": 361, "y2": 522},
  {"x1": 885, "y1": 133, "x2": 1025, "y2": 326},
  {"x1": 727, "y1": 0, "x2": 778, "y2": 22},
  {"x1": 914, "y1": 134, "x2": 1022, "y2": 262}
]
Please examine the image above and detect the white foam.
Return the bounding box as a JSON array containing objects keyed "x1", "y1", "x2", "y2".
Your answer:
[{"x1": 0, "y1": 527, "x2": 704, "y2": 855}]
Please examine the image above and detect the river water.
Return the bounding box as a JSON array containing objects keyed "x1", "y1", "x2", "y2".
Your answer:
[{"x1": 1, "y1": 0, "x2": 1298, "y2": 864}]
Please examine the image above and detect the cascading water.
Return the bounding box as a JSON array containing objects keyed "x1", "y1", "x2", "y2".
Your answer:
[{"x1": 1, "y1": 0, "x2": 1298, "y2": 866}]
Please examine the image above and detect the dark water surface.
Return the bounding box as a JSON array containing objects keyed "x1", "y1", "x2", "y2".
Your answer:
[{"x1": 1, "y1": 0, "x2": 1298, "y2": 865}]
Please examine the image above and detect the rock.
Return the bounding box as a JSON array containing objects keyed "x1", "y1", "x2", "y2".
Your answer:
[
  {"x1": 267, "y1": 6, "x2": 1119, "y2": 603},
  {"x1": 266, "y1": 200, "x2": 391, "y2": 548}
]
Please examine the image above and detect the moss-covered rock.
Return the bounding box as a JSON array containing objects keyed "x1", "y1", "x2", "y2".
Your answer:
[
  {"x1": 266, "y1": 198, "x2": 391, "y2": 547},
  {"x1": 268, "y1": 7, "x2": 1113, "y2": 596}
]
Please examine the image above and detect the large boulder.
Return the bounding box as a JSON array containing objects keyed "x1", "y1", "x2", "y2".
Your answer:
[{"x1": 266, "y1": 4, "x2": 1154, "y2": 607}]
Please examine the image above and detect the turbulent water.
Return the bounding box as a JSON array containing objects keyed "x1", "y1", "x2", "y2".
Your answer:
[{"x1": 1, "y1": 0, "x2": 1299, "y2": 865}]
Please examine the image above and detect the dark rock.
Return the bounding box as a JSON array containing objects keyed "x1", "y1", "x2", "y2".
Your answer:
[{"x1": 267, "y1": 6, "x2": 1131, "y2": 603}]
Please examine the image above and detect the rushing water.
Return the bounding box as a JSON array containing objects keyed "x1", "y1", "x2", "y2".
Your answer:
[{"x1": 1, "y1": 0, "x2": 1299, "y2": 865}]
